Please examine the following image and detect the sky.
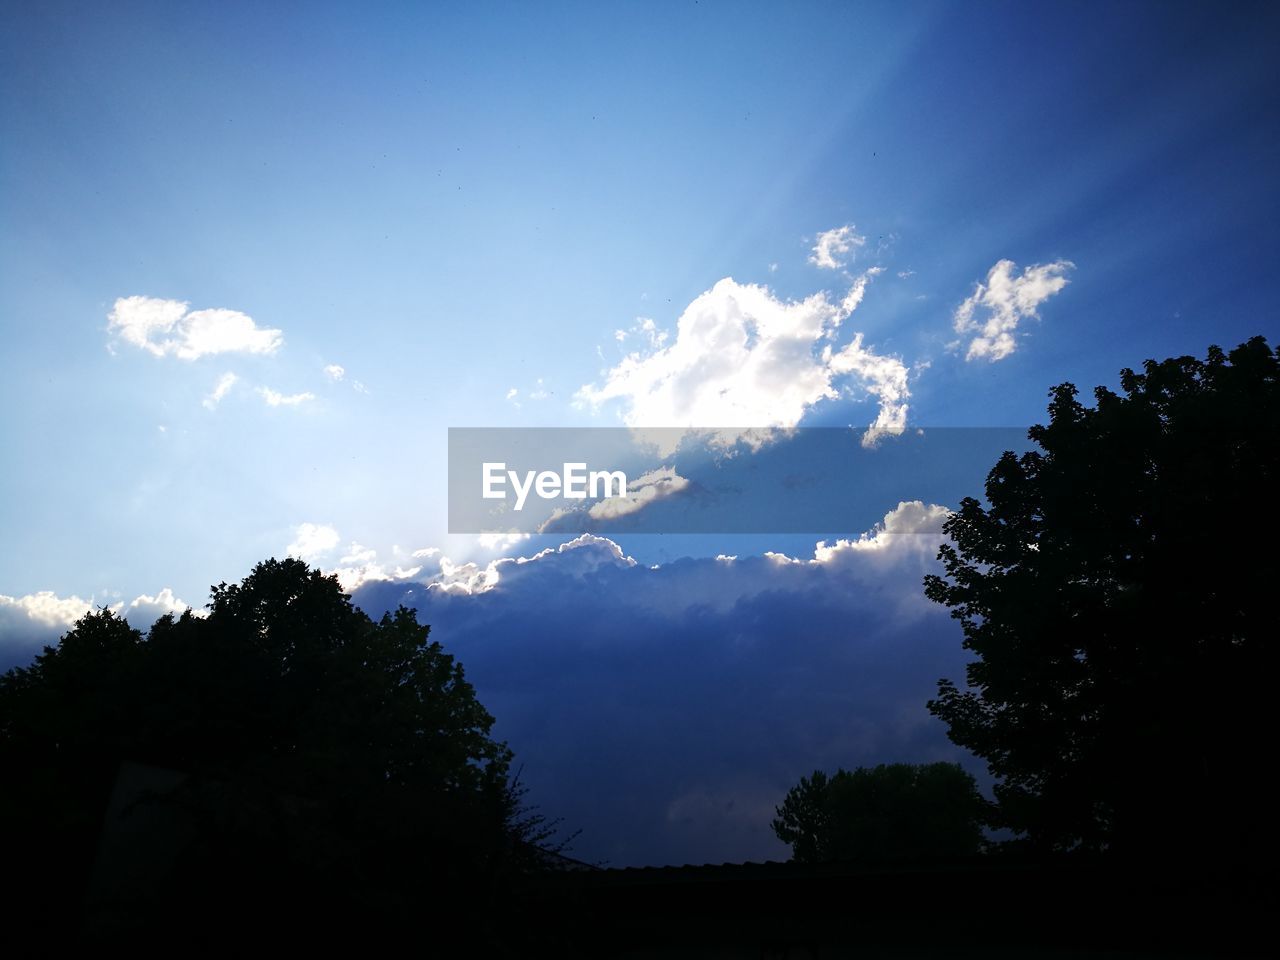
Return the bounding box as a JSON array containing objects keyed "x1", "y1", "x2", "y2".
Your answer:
[{"x1": 2, "y1": 0, "x2": 1279, "y2": 865}]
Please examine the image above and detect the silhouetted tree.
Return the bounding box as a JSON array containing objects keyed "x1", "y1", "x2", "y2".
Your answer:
[
  {"x1": 0, "y1": 558, "x2": 559, "y2": 946},
  {"x1": 925, "y1": 337, "x2": 1278, "y2": 861},
  {"x1": 772, "y1": 762, "x2": 988, "y2": 863}
]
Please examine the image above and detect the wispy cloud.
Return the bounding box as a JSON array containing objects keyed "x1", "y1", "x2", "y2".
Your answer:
[
  {"x1": 587, "y1": 466, "x2": 690, "y2": 520},
  {"x1": 202, "y1": 371, "x2": 238, "y2": 410},
  {"x1": 323, "y1": 364, "x2": 367, "y2": 394},
  {"x1": 108, "y1": 296, "x2": 283, "y2": 360},
  {"x1": 953, "y1": 259, "x2": 1074, "y2": 361},
  {"x1": 259, "y1": 386, "x2": 315, "y2": 407},
  {"x1": 809, "y1": 224, "x2": 865, "y2": 270}
]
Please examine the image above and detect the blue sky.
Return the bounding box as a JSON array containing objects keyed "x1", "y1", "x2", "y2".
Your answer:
[{"x1": 3, "y1": 1, "x2": 1278, "y2": 864}]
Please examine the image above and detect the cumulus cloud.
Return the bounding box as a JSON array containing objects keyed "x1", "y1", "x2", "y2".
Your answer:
[
  {"x1": 809, "y1": 224, "x2": 865, "y2": 270},
  {"x1": 577, "y1": 272, "x2": 909, "y2": 451},
  {"x1": 764, "y1": 501, "x2": 952, "y2": 575},
  {"x1": 107, "y1": 296, "x2": 283, "y2": 360},
  {"x1": 953, "y1": 259, "x2": 1074, "y2": 361},
  {"x1": 286, "y1": 522, "x2": 340, "y2": 562},
  {"x1": 202, "y1": 371, "x2": 238, "y2": 410},
  {"x1": 258, "y1": 387, "x2": 315, "y2": 407},
  {"x1": 125, "y1": 588, "x2": 200, "y2": 624},
  {"x1": 587, "y1": 466, "x2": 690, "y2": 520},
  {"x1": 1, "y1": 590, "x2": 106, "y2": 630},
  {"x1": 1, "y1": 587, "x2": 198, "y2": 670},
  {"x1": 812, "y1": 500, "x2": 951, "y2": 559},
  {"x1": 350, "y1": 508, "x2": 964, "y2": 866}
]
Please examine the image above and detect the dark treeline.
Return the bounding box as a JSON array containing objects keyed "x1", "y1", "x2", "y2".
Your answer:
[{"x1": 0, "y1": 560, "x2": 564, "y2": 950}]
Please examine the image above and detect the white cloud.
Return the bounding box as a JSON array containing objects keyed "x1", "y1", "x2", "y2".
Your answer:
[
  {"x1": 505, "y1": 387, "x2": 519, "y2": 402},
  {"x1": 284, "y1": 538, "x2": 428, "y2": 593},
  {"x1": 330, "y1": 542, "x2": 393, "y2": 592},
  {"x1": 281, "y1": 530, "x2": 394, "y2": 591},
  {"x1": 364, "y1": 510, "x2": 945, "y2": 623},
  {"x1": 202, "y1": 371, "x2": 238, "y2": 410},
  {"x1": 477, "y1": 531, "x2": 532, "y2": 551},
  {"x1": 323, "y1": 364, "x2": 345, "y2": 381},
  {"x1": 125, "y1": 588, "x2": 200, "y2": 623},
  {"x1": 286, "y1": 522, "x2": 340, "y2": 562},
  {"x1": 0, "y1": 590, "x2": 107, "y2": 629},
  {"x1": 427, "y1": 556, "x2": 502, "y2": 595},
  {"x1": 418, "y1": 535, "x2": 636, "y2": 597},
  {"x1": 953, "y1": 259, "x2": 1074, "y2": 362},
  {"x1": 1, "y1": 587, "x2": 199, "y2": 667},
  {"x1": 760, "y1": 502, "x2": 950, "y2": 571},
  {"x1": 577, "y1": 271, "x2": 909, "y2": 451},
  {"x1": 108, "y1": 296, "x2": 283, "y2": 360},
  {"x1": 812, "y1": 500, "x2": 952, "y2": 559},
  {"x1": 825, "y1": 333, "x2": 911, "y2": 448},
  {"x1": 588, "y1": 466, "x2": 690, "y2": 520},
  {"x1": 418, "y1": 504, "x2": 944, "y2": 605},
  {"x1": 259, "y1": 386, "x2": 315, "y2": 407},
  {"x1": 809, "y1": 225, "x2": 865, "y2": 270}
]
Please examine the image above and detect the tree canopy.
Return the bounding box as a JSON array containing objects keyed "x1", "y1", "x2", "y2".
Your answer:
[
  {"x1": 925, "y1": 336, "x2": 1278, "y2": 860},
  {"x1": 772, "y1": 762, "x2": 988, "y2": 863},
  {"x1": 0, "y1": 557, "x2": 552, "y2": 945}
]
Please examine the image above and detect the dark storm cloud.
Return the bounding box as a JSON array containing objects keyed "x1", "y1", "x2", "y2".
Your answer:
[{"x1": 353, "y1": 509, "x2": 979, "y2": 866}]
